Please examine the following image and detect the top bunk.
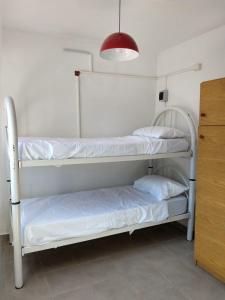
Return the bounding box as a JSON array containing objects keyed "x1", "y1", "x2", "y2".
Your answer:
[{"x1": 4, "y1": 97, "x2": 197, "y2": 168}]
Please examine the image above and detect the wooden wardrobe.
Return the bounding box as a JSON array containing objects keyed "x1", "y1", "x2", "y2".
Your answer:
[{"x1": 195, "y1": 77, "x2": 225, "y2": 283}]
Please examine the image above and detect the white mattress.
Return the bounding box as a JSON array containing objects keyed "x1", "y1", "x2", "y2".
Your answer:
[
  {"x1": 21, "y1": 186, "x2": 187, "y2": 247},
  {"x1": 167, "y1": 195, "x2": 187, "y2": 217},
  {"x1": 18, "y1": 136, "x2": 189, "y2": 160}
]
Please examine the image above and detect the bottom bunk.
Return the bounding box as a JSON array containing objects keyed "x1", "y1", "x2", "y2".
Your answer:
[{"x1": 21, "y1": 185, "x2": 188, "y2": 252}]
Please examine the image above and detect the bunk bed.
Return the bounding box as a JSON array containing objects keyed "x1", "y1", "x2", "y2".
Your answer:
[{"x1": 4, "y1": 96, "x2": 197, "y2": 289}]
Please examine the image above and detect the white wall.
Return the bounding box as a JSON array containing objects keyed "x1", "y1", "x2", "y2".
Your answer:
[
  {"x1": 0, "y1": 0, "x2": 2, "y2": 70},
  {"x1": 155, "y1": 25, "x2": 225, "y2": 176},
  {"x1": 0, "y1": 29, "x2": 157, "y2": 234},
  {"x1": 156, "y1": 25, "x2": 225, "y2": 124},
  {"x1": 0, "y1": 1, "x2": 8, "y2": 236},
  {"x1": 2, "y1": 25, "x2": 224, "y2": 234}
]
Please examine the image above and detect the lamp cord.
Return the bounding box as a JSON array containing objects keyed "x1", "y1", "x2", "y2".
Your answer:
[{"x1": 119, "y1": 0, "x2": 121, "y2": 32}]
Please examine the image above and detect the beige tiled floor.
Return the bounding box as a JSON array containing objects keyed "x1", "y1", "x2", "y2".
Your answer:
[{"x1": 1, "y1": 224, "x2": 225, "y2": 300}]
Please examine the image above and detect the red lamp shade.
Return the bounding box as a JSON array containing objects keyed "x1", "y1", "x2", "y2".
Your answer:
[{"x1": 100, "y1": 32, "x2": 139, "y2": 61}]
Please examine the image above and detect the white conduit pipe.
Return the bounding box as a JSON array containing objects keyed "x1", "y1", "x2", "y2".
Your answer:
[
  {"x1": 75, "y1": 73, "x2": 81, "y2": 138},
  {"x1": 75, "y1": 63, "x2": 201, "y2": 138},
  {"x1": 158, "y1": 63, "x2": 202, "y2": 79},
  {"x1": 76, "y1": 63, "x2": 201, "y2": 80},
  {"x1": 77, "y1": 69, "x2": 157, "y2": 80},
  {"x1": 63, "y1": 48, "x2": 94, "y2": 137},
  {"x1": 63, "y1": 48, "x2": 93, "y2": 71}
]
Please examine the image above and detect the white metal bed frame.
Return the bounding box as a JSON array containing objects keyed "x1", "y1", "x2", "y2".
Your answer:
[{"x1": 4, "y1": 96, "x2": 197, "y2": 289}]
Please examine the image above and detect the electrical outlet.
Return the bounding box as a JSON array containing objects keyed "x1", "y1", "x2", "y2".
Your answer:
[{"x1": 159, "y1": 89, "x2": 168, "y2": 102}]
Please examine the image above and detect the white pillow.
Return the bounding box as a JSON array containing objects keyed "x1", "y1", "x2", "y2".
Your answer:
[
  {"x1": 132, "y1": 126, "x2": 185, "y2": 139},
  {"x1": 133, "y1": 175, "x2": 188, "y2": 201}
]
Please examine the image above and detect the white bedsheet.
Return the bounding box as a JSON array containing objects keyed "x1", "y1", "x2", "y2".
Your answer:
[
  {"x1": 21, "y1": 186, "x2": 171, "y2": 246},
  {"x1": 18, "y1": 136, "x2": 189, "y2": 160}
]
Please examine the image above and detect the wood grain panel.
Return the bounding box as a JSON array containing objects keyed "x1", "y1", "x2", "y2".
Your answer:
[
  {"x1": 200, "y1": 77, "x2": 225, "y2": 125},
  {"x1": 195, "y1": 231, "x2": 225, "y2": 282},
  {"x1": 195, "y1": 125, "x2": 225, "y2": 282},
  {"x1": 197, "y1": 126, "x2": 225, "y2": 162}
]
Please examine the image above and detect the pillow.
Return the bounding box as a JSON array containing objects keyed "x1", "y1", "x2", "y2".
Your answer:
[
  {"x1": 133, "y1": 175, "x2": 188, "y2": 201},
  {"x1": 132, "y1": 126, "x2": 185, "y2": 139}
]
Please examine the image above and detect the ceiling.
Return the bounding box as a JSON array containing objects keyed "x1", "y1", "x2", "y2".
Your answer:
[{"x1": 2, "y1": 0, "x2": 225, "y2": 52}]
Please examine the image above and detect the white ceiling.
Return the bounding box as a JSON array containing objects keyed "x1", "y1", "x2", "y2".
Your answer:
[{"x1": 2, "y1": 0, "x2": 225, "y2": 52}]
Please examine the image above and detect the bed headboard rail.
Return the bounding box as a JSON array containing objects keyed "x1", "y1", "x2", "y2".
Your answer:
[
  {"x1": 4, "y1": 97, "x2": 23, "y2": 288},
  {"x1": 153, "y1": 164, "x2": 189, "y2": 187},
  {"x1": 5, "y1": 97, "x2": 18, "y2": 156},
  {"x1": 152, "y1": 107, "x2": 197, "y2": 174},
  {"x1": 4, "y1": 96, "x2": 20, "y2": 196},
  {"x1": 152, "y1": 106, "x2": 196, "y2": 240}
]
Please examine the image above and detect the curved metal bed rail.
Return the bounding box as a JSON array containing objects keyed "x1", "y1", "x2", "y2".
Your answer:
[
  {"x1": 152, "y1": 107, "x2": 197, "y2": 161},
  {"x1": 153, "y1": 164, "x2": 189, "y2": 200},
  {"x1": 152, "y1": 106, "x2": 197, "y2": 241},
  {"x1": 4, "y1": 96, "x2": 23, "y2": 288},
  {"x1": 153, "y1": 164, "x2": 189, "y2": 187}
]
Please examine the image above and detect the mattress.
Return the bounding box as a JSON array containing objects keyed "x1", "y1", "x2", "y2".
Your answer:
[
  {"x1": 18, "y1": 136, "x2": 189, "y2": 161},
  {"x1": 21, "y1": 186, "x2": 187, "y2": 247},
  {"x1": 167, "y1": 196, "x2": 187, "y2": 217}
]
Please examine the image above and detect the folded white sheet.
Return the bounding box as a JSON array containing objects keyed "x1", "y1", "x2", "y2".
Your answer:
[
  {"x1": 21, "y1": 186, "x2": 170, "y2": 246},
  {"x1": 18, "y1": 136, "x2": 189, "y2": 160}
]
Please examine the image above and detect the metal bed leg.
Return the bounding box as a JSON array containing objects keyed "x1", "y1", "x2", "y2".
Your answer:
[
  {"x1": 187, "y1": 216, "x2": 194, "y2": 241},
  {"x1": 186, "y1": 123, "x2": 197, "y2": 241},
  {"x1": 9, "y1": 207, "x2": 13, "y2": 245},
  {"x1": 187, "y1": 178, "x2": 196, "y2": 241},
  {"x1": 11, "y1": 204, "x2": 23, "y2": 288}
]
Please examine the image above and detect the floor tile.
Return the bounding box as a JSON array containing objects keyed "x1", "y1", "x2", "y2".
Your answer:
[
  {"x1": 163, "y1": 237, "x2": 194, "y2": 258},
  {"x1": 39, "y1": 245, "x2": 79, "y2": 273},
  {"x1": 114, "y1": 253, "x2": 172, "y2": 291},
  {"x1": 3, "y1": 275, "x2": 52, "y2": 300},
  {"x1": 53, "y1": 284, "x2": 99, "y2": 300},
  {"x1": 53, "y1": 275, "x2": 139, "y2": 300},
  {"x1": 142, "y1": 243, "x2": 177, "y2": 265},
  {"x1": 92, "y1": 275, "x2": 140, "y2": 300},
  {"x1": 177, "y1": 275, "x2": 225, "y2": 300},
  {"x1": 138, "y1": 286, "x2": 190, "y2": 300},
  {"x1": 156, "y1": 257, "x2": 205, "y2": 285},
  {"x1": 2, "y1": 224, "x2": 224, "y2": 300},
  {"x1": 44, "y1": 257, "x2": 115, "y2": 297}
]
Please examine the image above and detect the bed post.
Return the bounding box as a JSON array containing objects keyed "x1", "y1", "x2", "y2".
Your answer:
[
  {"x1": 152, "y1": 107, "x2": 197, "y2": 241},
  {"x1": 187, "y1": 119, "x2": 197, "y2": 241},
  {"x1": 5, "y1": 96, "x2": 23, "y2": 289}
]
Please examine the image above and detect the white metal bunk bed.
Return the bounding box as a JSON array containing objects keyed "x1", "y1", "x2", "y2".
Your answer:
[{"x1": 4, "y1": 96, "x2": 197, "y2": 289}]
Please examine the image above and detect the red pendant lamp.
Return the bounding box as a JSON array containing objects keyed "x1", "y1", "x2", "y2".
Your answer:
[{"x1": 100, "y1": 0, "x2": 139, "y2": 61}]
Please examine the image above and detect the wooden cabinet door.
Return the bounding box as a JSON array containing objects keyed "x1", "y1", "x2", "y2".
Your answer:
[
  {"x1": 195, "y1": 126, "x2": 225, "y2": 282},
  {"x1": 200, "y1": 77, "x2": 225, "y2": 125}
]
